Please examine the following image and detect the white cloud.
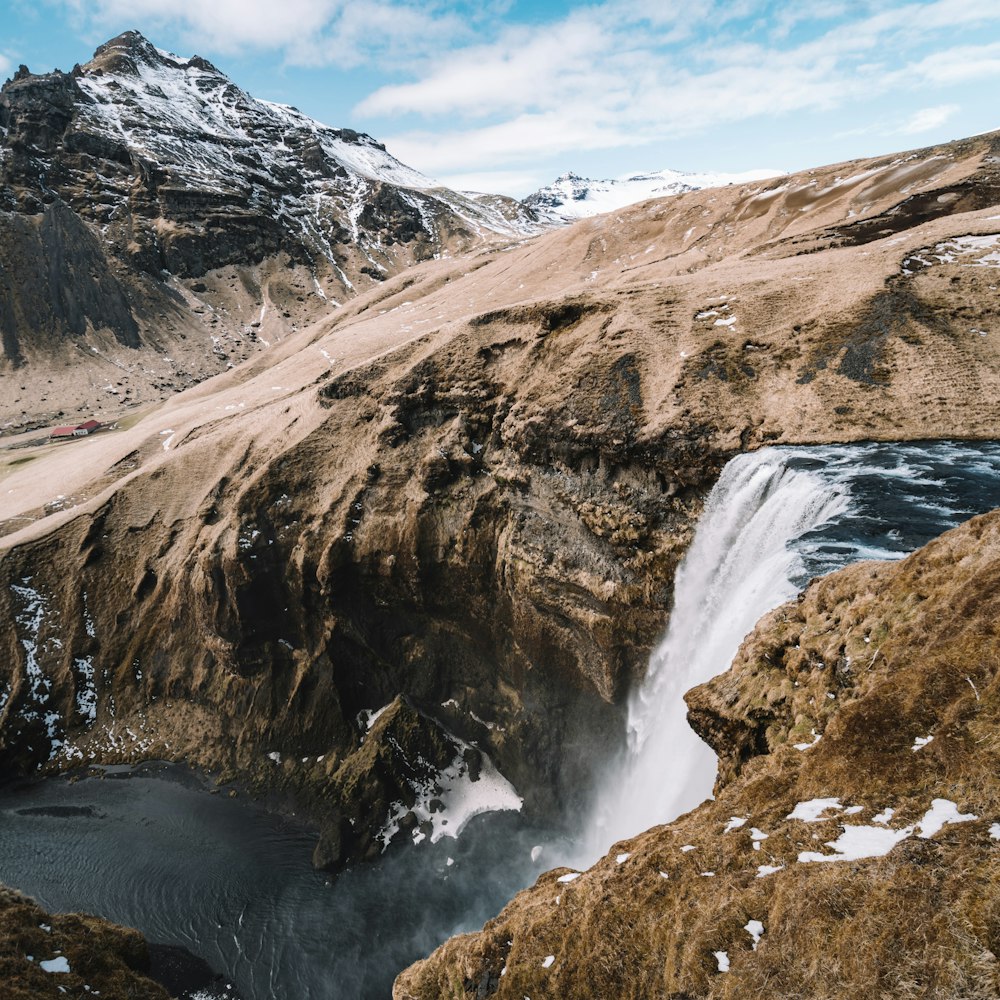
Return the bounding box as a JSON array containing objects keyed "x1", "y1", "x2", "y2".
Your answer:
[
  {"x1": 908, "y1": 42, "x2": 1000, "y2": 85},
  {"x1": 48, "y1": 0, "x2": 474, "y2": 66},
  {"x1": 897, "y1": 103, "x2": 960, "y2": 134},
  {"x1": 0, "y1": 54, "x2": 11, "y2": 78},
  {"x1": 364, "y1": 0, "x2": 1000, "y2": 177}
]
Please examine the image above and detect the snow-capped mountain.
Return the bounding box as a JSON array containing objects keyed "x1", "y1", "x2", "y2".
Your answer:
[
  {"x1": 0, "y1": 31, "x2": 540, "y2": 428},
  {"x1": 524, "y1": 167, "x2": 784, "y2": 224},
  {"x1": 0, "y1": 30, "x2": 536, "y2": 284}
]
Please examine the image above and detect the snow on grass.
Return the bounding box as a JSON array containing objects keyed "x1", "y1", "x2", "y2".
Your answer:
[
  {"x1": 989, "y1": 823, "x2": 1000, "y2": 841},
  {"x1": 797, "y1": 798, "x2": 978, "y2": 863},
  {"x1": 912, "y1": 735, "x2": 934, "y2": 751},
  {"x1": 714, "y1": 316, "x2": 737, "y2": 327},
  {"x1": 798, "y1": 824, "x2": 911, "y2": 863},
  {"x1": 916, "y1": 799, "x2": 977, "y2": 838},
  {"x1": 714, "y1": 951, "x2": 730, "y2": 972},
  {"x1": 756, "y1": 864, "x2": 784, "y2": 877},
  {"x1": 793, "y1": 729, "x2": 822, "y2": 751},
  {"x1": 40, "y1": 957, "x2": 70, "y2": 974},
  {"x1": 681, "y1": 844, "x2": 697, "y2": 852},
  {"x1": 616, "y1": 852, "x2": 631, "y2": 864},
  {"x1": 750, "y1": 827, "x2": 769, "y2": 850},
  {"x1": 724, "y1": 816, "x2": 747, "y2": 833},
  {"x1": 872, "y1": 807, "x2": 895, "y2": 825},
  {"x1": 787, "y1": 797, "x2": 843, "y2": 822},
  {"x1": 556, "y1": 872, "x2": 581, "y2": 883},
  {"x1": 542, "y1": 955, "x2": 555, "y2": 969},
  {"x1": 745, "y1": 920, "x2": 764, "y2": 950}
]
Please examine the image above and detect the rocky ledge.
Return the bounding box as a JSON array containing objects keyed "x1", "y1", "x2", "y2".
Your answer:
[{"x1": 396, "y1": 507, "x2": 1000, "y2": 998}]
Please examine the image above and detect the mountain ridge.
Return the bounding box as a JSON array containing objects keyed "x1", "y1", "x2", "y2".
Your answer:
[{"x1": 0, "y1": 29, "x2": 538, "y2": 434}]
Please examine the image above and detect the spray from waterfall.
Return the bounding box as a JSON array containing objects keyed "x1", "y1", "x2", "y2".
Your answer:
[{"x1": 581, "y1": 449, "x2": 850, "y2": 861}]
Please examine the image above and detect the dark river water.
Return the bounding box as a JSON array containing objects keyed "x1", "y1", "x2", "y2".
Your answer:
[
  {"x1": 2, "y1": 440, "x2": 1000, "y2": 1000},
  {"x1": 0, "y1": 764, "x2": 557, "y2": 999}
]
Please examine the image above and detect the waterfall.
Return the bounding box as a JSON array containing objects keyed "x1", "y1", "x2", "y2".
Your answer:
[{"x1": 584, "y1": 449, "x2": 850, "y2": 858}]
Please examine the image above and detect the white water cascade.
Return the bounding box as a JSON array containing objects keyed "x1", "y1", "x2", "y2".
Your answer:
[{"x1": 585, "y1": 449, "x2": 851, "y2": 858}]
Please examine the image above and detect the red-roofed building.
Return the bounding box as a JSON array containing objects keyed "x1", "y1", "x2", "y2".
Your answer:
[{"x1": 50, "y1": 420, "x2": 102, "y2": 440}]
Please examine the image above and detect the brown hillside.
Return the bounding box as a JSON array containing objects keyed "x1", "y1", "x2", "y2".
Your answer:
[{"x1": 3, "y1": 127, "x2": 1000, "y2": 867}]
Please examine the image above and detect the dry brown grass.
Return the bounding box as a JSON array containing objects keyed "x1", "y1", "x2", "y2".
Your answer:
[{"x1": 0, "y1": 887, "x2": 171, "y2": 999}]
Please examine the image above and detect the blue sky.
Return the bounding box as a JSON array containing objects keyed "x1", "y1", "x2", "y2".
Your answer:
[{"x1": 3, "y1": 1, "x2": 1000, "y2": 196}]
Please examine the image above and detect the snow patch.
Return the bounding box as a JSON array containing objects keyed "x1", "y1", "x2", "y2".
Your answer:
[
  {"x1": 787, "y1": 797, "x2": 844, "y2": 823},
  {"x1": 377, "y1": 736, "x2": 522, "y2": 849}
]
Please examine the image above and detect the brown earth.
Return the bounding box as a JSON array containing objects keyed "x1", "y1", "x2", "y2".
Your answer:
[
  {"x1": 396, "y1": 508, "x2": 1000, "y2": 1000},
  {"x1": 3, "y1": 127, "x2": 1000, "y2": 871}
]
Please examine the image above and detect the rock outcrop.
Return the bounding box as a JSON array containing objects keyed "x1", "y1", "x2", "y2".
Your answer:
[
  {"x1": 0, "y1": 31, "x2": 537, "y2": 432},
  {"x1": 396, "y1": 509, "x2": 1000, "y2": 999}
]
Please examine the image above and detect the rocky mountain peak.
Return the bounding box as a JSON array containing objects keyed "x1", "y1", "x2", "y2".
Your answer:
[{"x1": 0, "y1": 30, "x2": 539, "y2": 431}]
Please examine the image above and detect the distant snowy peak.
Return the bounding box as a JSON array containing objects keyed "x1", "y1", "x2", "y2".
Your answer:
[{"x1": 524, "y1": 167, "x2": 785, "y2": 223}]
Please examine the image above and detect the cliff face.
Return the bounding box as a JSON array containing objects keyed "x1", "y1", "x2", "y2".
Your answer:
[
  {"x1": 396, "y1": 509, "x2": 1000, "y2": 999},
  {"x1": 0, "y1": 31, "x2": 537, "y2": 433},
  {"x1": 4, "y1": 126, "x2": 1000, "y2": 872}
]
